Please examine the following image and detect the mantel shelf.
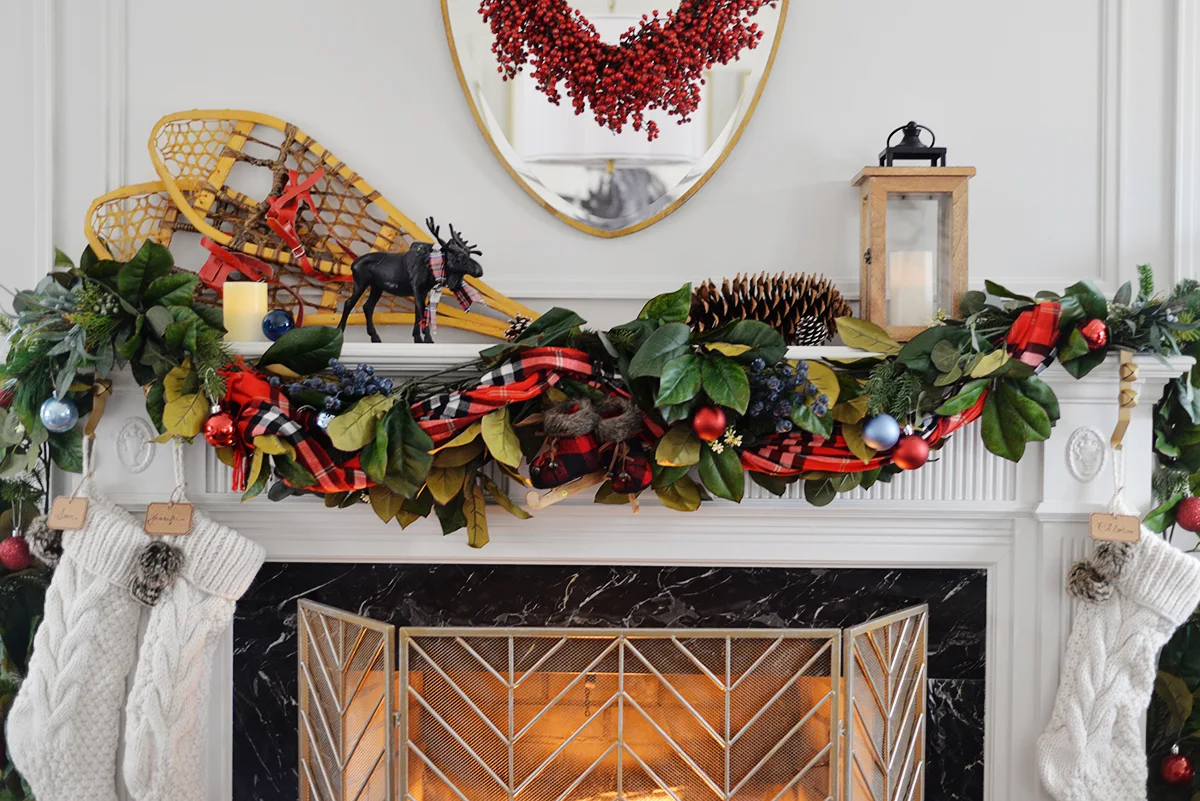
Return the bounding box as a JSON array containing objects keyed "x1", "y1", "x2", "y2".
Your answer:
[{"x1": 229, "y1": 341, "x2": 1194, "y2": 386}]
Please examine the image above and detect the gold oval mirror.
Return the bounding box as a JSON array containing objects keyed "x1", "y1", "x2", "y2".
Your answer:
[{"x1": 442, "y1": 1, "x2": 788, "y2": 238}]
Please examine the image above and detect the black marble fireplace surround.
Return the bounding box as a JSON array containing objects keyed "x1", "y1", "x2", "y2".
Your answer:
[{"x1": 233, "y1": 565, "x2": 986, "y2": 801}]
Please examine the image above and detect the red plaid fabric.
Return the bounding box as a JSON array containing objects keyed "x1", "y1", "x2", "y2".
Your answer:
[
  {"x1": 414, "y1": 347, "x2": 597, "y2": 445},
  {"x1": 222, "y1": 364, "x2": 371, "y2": 493},
  {"x1": 742, "y1": 302, "x2": 1064, "y2": 477}
]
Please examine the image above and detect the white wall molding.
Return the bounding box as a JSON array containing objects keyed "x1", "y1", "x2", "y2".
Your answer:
[
  {"x1": 1099, "y1": 0, "x2": 1127, "y2": 294},
  {"x1": 30, "y1": 0, "x2": 55, "y2": 285},
  {"x1": 1175, "y1": 0, "x2": 1200, "y2": 282},
  {"x1": 101, "y1": 0, "x2": 128, "y2": 192}
]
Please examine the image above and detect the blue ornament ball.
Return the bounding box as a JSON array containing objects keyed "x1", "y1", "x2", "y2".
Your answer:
[
  {"x1": 40, "y1": 395, "x2": 79, "y2": 433},
  {"x1": 862, "y1": 414, "x2": 901, "y2": 450},
  {"x1": 262, "y1": 309, "x2": 296, "y2": 341}
]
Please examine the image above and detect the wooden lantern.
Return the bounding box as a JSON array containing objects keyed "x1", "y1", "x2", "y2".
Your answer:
[{"x1": 853, "y1": 166, "x2": 975, "y2": 341}]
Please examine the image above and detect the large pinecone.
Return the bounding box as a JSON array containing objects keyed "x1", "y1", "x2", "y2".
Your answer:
[{"x1": 690, "y1": 273, "x2": 852, "y2": 346}]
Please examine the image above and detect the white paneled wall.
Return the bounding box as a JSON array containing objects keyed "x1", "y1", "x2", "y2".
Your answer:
[{"x1": 0, "y1": 1, "x2": 1197, "y2": 329}]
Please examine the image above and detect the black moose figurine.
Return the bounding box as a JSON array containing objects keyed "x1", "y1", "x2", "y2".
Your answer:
[{"x1": 337, "y1": 217, "x2": 485, "y2": 343}]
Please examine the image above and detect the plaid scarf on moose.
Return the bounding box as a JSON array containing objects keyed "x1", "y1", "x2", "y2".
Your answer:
[
  {"x1": 423, "y1": 250, "x2": 485, "y2": 335},
  {"x1": 742, "y1": 301, "x2": 1065, "y2": 477}
]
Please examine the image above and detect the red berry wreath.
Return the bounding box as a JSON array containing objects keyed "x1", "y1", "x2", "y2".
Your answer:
[{"x1": 479, "y1": 0, "x2": 780, "y2": 140}]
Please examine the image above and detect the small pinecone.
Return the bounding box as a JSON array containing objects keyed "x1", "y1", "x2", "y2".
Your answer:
[
  {"x1": 505, "y1": 315, "x2": 532, "y2": 342},
  {"x1": 690, "y1": 272, "x2": 852, "y2": 346}
]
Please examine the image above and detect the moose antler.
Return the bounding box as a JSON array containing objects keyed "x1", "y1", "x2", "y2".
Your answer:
[
  {"x1": 425, "y1": 216, "x2": 449, "y2": 249},
  {"x1": 448, "y1": 223, "x2": 483, "y2": 256}
]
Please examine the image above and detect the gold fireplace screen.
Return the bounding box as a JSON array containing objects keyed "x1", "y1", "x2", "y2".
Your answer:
[{"x1": 296, "y1": 602, "x2": 928, "y2": 801}]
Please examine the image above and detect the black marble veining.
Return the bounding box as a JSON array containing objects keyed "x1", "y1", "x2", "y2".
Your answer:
[{"x1": 233, "y1": 565, "x2": 986, "y2": 800}]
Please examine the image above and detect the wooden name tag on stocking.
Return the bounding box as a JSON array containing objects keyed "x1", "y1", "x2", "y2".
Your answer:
[
  {"x1": 1089, "y1": 513, "x2": 1141, "y2": 542},
  {"x1": 144, "y1": 503, "x2": 193, "y2": 536},
  {"x1": 47, "y1": 497, "x2": 88, "y2": 530}
]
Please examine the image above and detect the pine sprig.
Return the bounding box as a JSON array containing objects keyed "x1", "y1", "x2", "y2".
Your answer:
[{"x1": 1138, "y1": 264, "x2": 1156, "y2": 301}]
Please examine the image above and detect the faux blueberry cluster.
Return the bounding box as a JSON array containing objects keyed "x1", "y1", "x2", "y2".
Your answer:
[
  {"x1": 268, "y1": 359, "x2": 394, "y2": 412},
  {"x1": 747, "y1": 358, "x2": 829, "y2": 434}
]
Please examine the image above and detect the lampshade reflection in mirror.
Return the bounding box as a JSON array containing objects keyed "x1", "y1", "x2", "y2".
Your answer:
[{"x1": 442, "y1": 1, "x2": 788, "y2": 237}]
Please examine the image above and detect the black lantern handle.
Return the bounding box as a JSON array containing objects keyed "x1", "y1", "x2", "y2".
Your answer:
[{"x1": 886, "y1": 122, "x2": 936, "y2": 150}]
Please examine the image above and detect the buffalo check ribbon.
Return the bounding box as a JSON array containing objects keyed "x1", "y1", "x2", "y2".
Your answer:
[
  {"x1": 222, "y1": 363, "x2": 370, "y2": 493},
  {"x1": 742, "y1": 301, "x2": 1064, "y2": 477}
]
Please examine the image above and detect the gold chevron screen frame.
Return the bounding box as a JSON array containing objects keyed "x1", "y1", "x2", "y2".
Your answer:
[{"x1": 296, "y1": 602, "x2": 929, "y2": 801}]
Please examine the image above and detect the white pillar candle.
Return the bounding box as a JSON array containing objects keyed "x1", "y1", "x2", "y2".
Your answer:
[
  {"x1": 222, "y1": 282, "x2": 268, "y2": 342},
  {"x1": 888, "y1": 251, "x2": 935, "y2": 327}
]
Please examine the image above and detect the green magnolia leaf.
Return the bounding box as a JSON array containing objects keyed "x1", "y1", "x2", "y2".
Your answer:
[
  {"x1": 327, "y1": 395, "x2": 395, "y2": 451},
  {"x1": 435, "y1": 495, "x2": 467, "y2": 535},
  {"x1": 930, "y1": 340, "x2": 961, "y2": 373},
  {"x1": 656, "y1": 354, "x2": 702, "y2": 406},
  {"x1": 426, "y1": 466, "x2": 468, "y2": 505},
  {"x1": 702, "y1": 342, "x2": 753, "y2": 358},
  {"x1": 655, "y1": 475, "x2": 702, "y2": 511},
  {"x1": 804, "y1": 479, "x2": 836, "y2": 507},
  {"x1": 1008, "y1": 376, "x2": 1060, "y2": 423},
  {"x1": 656, "y1": 423, "x2": 701, "y2": 467},
  {"x1": 432, "y1": 438, "x2": 486, "y2": 468},
  {"x1": 708, "y1": 321, "x2": 787, "y2": 365},
  {"x1": 1062, "y1": 348, "x2": 1108, "y2": 379},
  {"x1": 805, "y1": 362, "x2": 840, "y2": 406},
  {"x1": 117, "y1": 241, "x2": 174, "y2": 303},
  {"x1": 145, "y1": 380, "x2": 167, "y2": 434},
  {"x1": 652, "y1": 462, "x2": 690, "y2": 489},
  {"x1": 508, "y1": 307, "x2": 586, "y2": 349},
  {"x1": 628, "y1": 323, "x2": 692, "y2": 379},
  {"x1": 959, "y1": 290, "x2": 988, "y2": 316},
  {"x1": 380, "y1": 406, "x2": 434, "y2": 498},
  {"x1": 1057, "y1": 328, "x2": 1090, "y2": 362},
  {"x1": 832, "y1": 395, "x2": 870, "y2": 424},
  {"x1": 1001, "y1": 384, "x2": 1052, "y2": 441},
  {"x1": 462, "y1": 479, "x2": 490, "y2": 548},
  {"x1": 163, "y1": 392, "x2": 207, "y2": 438},
  {"x1": 983, "y1": 279, "x2": 1034, "y2": 304},
  {"x1": 368, "y1": 485, "x2": 406, "y2": 523},
  {"x1": 934, "y1": 379, "x2": 990, "y2": 416},
  {"x1": 969, "y1": 349, "x2": 1010, "y2": 378},
  {"x1": 699, "y1": 445, "x2": 744, "y2": 502},
  {"x1": 479, "y1": 474, "x2": 533, "y2": 519},
  {"x1": 700, "y1": 354, "x2": 750, "y2": 414},
  {"x1": 638, "y1": 284, "x2": 692, "y2": 323},
  {"x1": 835, "y1": 317, "x2": 902, "y2": 356},
  {"x1": 258, "y1": 327, "x2": 344, "y2": 375},
  {"x1": 594, "y1": 481, "x2": 632, "y2": 504},
  {"x1": 48, "y1": 429, "x2": 83, "y2": 473},
  {"x1": 241, "y1": 457, "x2": 269, "y2": 502},
  {"x1": 54, "y1": 248, "x2": 75, "y2": 268},
  {"x1": 749, "y1": 471, "x2": 790, "y2": 497},
  {"x1": 792, "y1": 404, "x2": 833, "y2": 438},
  {"x1": 1113, "y1": 281, "x2": 1133, "y2": 307},
  {"x1": 144, "y1": 273, "x2": 199, "y2": 307},
  {"x1": 843, "y1": 423, "x2": 876, "y2": 464},
  {"x1": 190, "y1": 303, "x2": 225, "y2": 333},
  {"x1": 1157, "y1": 670, "x2": 1194, "y2": 729},
  {"x1": 1145, "y1": 493, "x2": 1184, "y2": 533},
  {"x1": 1064, "y1": 280, "x2": 1108, "y2": 320},
  {"x1": 481, "y1": 407, "x2": 523, "y2": 468},
  {"x1": 897, "y1": 327, "x2": 969, "y2": 378},
  {"x1": 274, "y1": 453, "x2": 316, "y2": 488},
  {"x1": 980, "y1": 390, "x2": 1027, "y2": 461}
]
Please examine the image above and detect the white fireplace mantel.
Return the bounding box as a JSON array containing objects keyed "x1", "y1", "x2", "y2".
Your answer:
[{"x1": 78, "y1": 347, "x2": 1192, "y2": 801}]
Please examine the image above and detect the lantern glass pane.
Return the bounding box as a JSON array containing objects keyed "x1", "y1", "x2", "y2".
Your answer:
[{"x1": 885, "y1": 193, "x2": 952, "y2": 327}]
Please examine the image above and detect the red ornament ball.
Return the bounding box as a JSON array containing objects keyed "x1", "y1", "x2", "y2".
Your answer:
[
  {"x1": 691, "y1": 406, "x2": 727, "y2": 442},
  {"x1": 1078, "y1": 318, "x2": 1108, "y2": 350},
  {"x1": 1162, "y1": 751, "x2": 1195, "y2": 786},
  {"x1": 893, "y1": 435, "x2": 931, "y2": 470},
  {"x1": 0, "y1": 388, "x2": 14, "y2": 408},
  {"x1": 203, "y1": 411, "x2": 237, "y2": 448},
  {"x1": 0, "y1": 536, "x2": 32, "y2": 571},
  {"x1": 1177, "y1": 496, "x2": 1200, "y2": 532}
]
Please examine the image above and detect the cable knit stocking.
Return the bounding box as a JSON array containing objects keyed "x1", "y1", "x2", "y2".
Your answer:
[
  {"x1": 6, "y1": 490, "x2": 149, "y2": 801},
  {"x1": 121, "y1": 507, "x2": 264, "y2": 801},
  {"x1": 1037, "y1": 531, "x2": 1200, "y2": 801}
]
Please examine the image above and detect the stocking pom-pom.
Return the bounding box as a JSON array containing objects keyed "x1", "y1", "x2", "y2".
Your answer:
[
  {"x1": 544, "y1": 398, "x2": 600, "y2": 438},
  {"x1": 1067, "y1": 560, "x2": 1114, "y2": 603},
  {"x1": 130, "y1": 540, "x2": 185, "y2": 606},
  {"x1": 595, "y1": 397, "x2": 643, "y2": 443},
  {"x1": 1092, "y1": 541, "x2": 1134, "y2": 581},
  {"x1": 25, "y1": 514, "x2": 63, "y2": 567}
]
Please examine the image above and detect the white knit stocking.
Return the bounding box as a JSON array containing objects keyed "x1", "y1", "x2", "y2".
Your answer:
[
  {"x1": 121, "y1": 490, "x2": 264, "y2": 801},
  {"x1": 1037, "y1": 531, "x2": 1200, "y2": 801},
  {"x1": 5, "y1": 490, "x2": 149, "y2": 801}
]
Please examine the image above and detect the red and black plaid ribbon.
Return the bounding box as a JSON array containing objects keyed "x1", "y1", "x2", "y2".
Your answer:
[
  {"x1": 742, "y1": 301, "x2": 1064, "y2": 477},
  {"x1": 222, "y1": 363, "x2": 371, "y2": 493}
]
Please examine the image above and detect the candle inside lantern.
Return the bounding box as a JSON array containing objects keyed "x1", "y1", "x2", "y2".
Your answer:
[
  {"x1": 888, "y1": 251, "x2": 935, "y2": 326},
  {"x1": 222, "y1": 282, "x2": 268, "y2": 342}
]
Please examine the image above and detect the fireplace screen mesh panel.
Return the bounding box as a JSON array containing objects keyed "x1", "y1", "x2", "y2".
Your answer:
[
  {"x1": 844, "y1": 610, "x2": 927, "y2": 801},
  {"x1": 401, "y1": 630, "x2": 840, "y2": 801},
  {"x1": 298, "y1": 601, "x2": 396, "y2": 801},
  {"x1": 295, "y1": 603, "x2": 929, "y2": 801}
]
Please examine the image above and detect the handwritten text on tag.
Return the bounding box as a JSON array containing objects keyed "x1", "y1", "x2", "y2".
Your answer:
[
  {"x1": 47, "y1": 497, "x2": 88, "y2": 530},
  {"x1": 144, "y1": 503, "x2": 193, "y2": 536},
  {"x1": 1089, "y1": 513, "x2": 1141, "y2": 543}
]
